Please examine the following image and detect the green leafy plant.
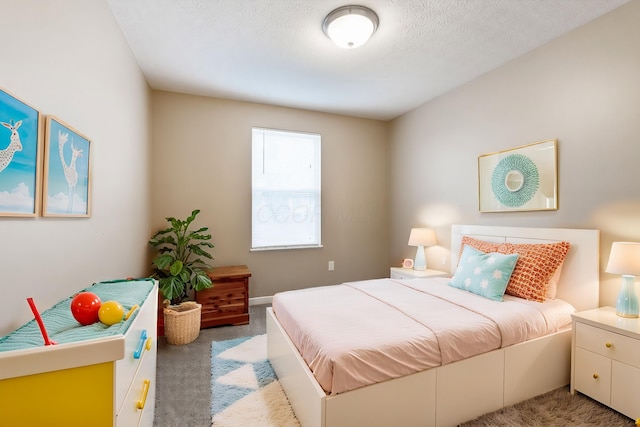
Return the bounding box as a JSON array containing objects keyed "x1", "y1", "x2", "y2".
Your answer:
[{"x1": 149, "y1": 209, "x2": 214, "y2": 305}]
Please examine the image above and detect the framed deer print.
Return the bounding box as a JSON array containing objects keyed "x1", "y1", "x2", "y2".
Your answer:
[
  {"x1": 0, "y1": 87, "x2": 42, "y2": 217},
  {"x1": 42, "y1": 116, "x2": 91, "y2": 217}
]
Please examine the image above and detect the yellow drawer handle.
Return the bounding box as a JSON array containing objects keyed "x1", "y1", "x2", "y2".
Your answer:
[
  {"x1": 605, "y1": 342, "x2": 612, "y2": 348},
  {"x1": 145, "y1": 337, "x2": 152, "y2": 351},
  {"x1": 125, "y1": 305, "x2": 139, "y2": 320},
  {"x1": 593, "y1": 373, "x2": 599, "y2": 379},
  {"x1": 136, "y1": 379, "x2": 151, "y2": 410}
]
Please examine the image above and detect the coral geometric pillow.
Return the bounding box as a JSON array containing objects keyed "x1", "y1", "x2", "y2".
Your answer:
[
  {"x1": 459, "y1": 236, "x2": 571, "y2": 302},
  {"x1": 498, "y1": 241, "x2": 570, "y2": 302},
  {"x1": 545, "y1": 261, "x2": 566, "y2": 299},
  {"x1": 459, "y1": 236, "x2": 501, "y2": 258}
]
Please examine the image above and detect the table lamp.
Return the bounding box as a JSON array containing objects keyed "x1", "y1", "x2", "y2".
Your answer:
[
  {"x1": 408, "y1": 228, "x2": 436, "y2": 271},
  {"x1": 605, "y1": 241, "x2": 640, "y2": 318}
]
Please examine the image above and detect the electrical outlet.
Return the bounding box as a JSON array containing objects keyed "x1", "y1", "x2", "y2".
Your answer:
[
  {"x1": 441, "y1": 256, "x2": 447, "y2": 265},
  {"x1": 328, "y1": 261, "x2": 335, "y2": 271}
]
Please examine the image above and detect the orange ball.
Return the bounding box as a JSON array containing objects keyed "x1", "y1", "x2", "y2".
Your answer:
[{"x1": 98, "y1": 300, "x2": 124, "y2": 326}]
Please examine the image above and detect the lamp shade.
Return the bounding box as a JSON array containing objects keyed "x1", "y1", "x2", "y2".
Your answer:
[
  {"x1": 606, "y1": 242, "x2": 640, "y2": 276},
  {"x1": 322, "y1": 5, "x2": 379, "y2": 49},
  {"x1": 408, "y1": 228, "x2": 437, "y2": 247}
]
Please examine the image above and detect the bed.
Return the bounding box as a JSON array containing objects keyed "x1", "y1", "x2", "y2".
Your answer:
[{"x1": 267, "y1": 225, "x2": 600, "y2": 427}]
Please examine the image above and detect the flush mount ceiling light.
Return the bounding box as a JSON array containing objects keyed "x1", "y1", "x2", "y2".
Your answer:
[{"x1": 322, "y1": 5, "x2": 379, "y2": 49}]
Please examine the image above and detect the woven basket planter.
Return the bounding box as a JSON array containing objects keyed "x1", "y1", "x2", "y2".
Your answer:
[{"x1": 163, "y1": 301, "x2": 202, "y2": 345}]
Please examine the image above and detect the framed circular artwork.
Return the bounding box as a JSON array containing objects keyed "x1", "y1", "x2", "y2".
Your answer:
[
  {"x1": 490, "y1": 153, "x2": 539, "y2": 207},
  {"x1": 478, "y1": 139, "x2": 557, "y2": 212}
]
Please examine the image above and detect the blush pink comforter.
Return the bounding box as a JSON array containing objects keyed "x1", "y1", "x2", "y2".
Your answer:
[{"x1": 271, "y1": 277, "x2": 575, "y2": 395}]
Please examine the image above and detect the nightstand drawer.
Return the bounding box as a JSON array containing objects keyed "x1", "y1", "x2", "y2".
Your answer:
[
  {"x1": 389, "y1": 267, "x2": 449, "y2": 280},
  {"x1": 611, "y1": 361, "x2": 640, "y2": 419},
  {"x1": 391, "y1": 270, "x2": 415, "y2": 280},
  {"x1": 574, "y1": 347, "x2": 611, "y2": 404},
  {"x1": 575, "y1": 322, "x2": 640, "y2": 368}
]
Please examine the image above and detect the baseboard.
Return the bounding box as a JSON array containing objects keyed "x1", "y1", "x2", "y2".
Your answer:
[{"x1": 250, "y1": 296, "x2": 273, "y2": 306}]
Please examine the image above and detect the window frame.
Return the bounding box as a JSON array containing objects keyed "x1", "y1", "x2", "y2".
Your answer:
[{"x1": 251, "y1": 127, "x2": 322, "y2": 251}]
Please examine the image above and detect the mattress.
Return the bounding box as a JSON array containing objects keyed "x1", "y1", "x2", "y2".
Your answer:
[{"x1": 272, "y1": 277, "x2": 575, "y2": 395}]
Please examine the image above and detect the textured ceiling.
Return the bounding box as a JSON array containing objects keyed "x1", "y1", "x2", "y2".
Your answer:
[{"x1": 107, "y1": 0, "x2": 630, "y2": 121}]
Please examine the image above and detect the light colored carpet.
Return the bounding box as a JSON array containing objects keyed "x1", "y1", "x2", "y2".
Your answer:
[
  {"x1": 211, "y1": 334, "x2": 300, "y2": 426},
  {"x1": 461, "y1": 386, "x2": 635, "y2": 426},
  {"x1": 212, "y1": 334, "x2": 635, "y2": 427}
]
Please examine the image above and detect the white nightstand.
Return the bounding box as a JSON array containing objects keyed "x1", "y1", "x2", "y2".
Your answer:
[
  {"x1": 389, "y1": 267, "x2": 449, "y2": 280},
  {"x1": 571, "y1": 306, "x2": 640, "y2": 420}
]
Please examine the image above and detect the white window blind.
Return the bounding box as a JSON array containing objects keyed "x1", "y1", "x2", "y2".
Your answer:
[{"x1": 251, "y1": 128, "x2": 321, "y2": 250}]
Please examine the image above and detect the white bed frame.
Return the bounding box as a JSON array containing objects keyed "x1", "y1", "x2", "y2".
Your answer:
[{"x1": 267, "y1": 225, "x2": 600, "y2": 427}]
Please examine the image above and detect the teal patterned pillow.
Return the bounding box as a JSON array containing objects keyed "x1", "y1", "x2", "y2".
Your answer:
[{"x1": 449, "y1": 245, "x2": 519, "y2": 301}]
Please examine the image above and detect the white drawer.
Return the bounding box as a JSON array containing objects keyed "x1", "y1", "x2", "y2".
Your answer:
[
  {"x1": 390, "y1": 268, "x2": 449, "y2": 280},
  {"x1": 611, "y1": 361, "x2": 640, "y2": 419},
  {"x1": 115, "y1": 290, "x2": 158, "y2": 413},
  {"x1": 117, "y1": 345, "x2": 157, "y2": 427},
  {"x1": 575, "y1": 322, "x2": 640, "y2": 369},
  {"x1": 574, "y1": 347, "x2": 611, "y2": 404},
  {"x1": 390, "y1": 271, "x2": 409, "y2": 279}
]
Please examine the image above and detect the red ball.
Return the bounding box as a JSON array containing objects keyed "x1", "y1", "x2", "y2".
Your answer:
[{"x1": 70, "y1": 292, "x2": 102, "y2": 325}]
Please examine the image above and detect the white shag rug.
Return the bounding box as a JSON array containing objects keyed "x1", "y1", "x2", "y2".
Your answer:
[
  {"x1": 461, "y1": 385, "x2": 635, "y2": 426},
  {"x1": 211, "y1": 334, "x2": 300, "y2": 427}
]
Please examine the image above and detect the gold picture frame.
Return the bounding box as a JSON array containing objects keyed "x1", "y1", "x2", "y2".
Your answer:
[{"x1": 478, "y1": 139, "x2": 557, "y2": 213}]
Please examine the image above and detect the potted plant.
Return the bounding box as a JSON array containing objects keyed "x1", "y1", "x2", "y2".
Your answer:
[{"x1": 149, "y1": 209, "x2": 214, "y2": 345}]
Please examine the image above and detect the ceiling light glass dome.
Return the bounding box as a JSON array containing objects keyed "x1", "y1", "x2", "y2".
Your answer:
[{"x1": 323, "y1": 5, "x2": 379, "y2": 49}]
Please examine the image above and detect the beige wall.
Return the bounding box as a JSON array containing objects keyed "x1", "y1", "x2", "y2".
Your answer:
[
  {"x1": 389, "y1": 1, "x2": 640, "y2": 307},
  {"x1": 0, "y1": 1, "x2": 151, "y2": 335},
  {"x1": 150, "y1": 91, "x2": 390, "y2": 298}
]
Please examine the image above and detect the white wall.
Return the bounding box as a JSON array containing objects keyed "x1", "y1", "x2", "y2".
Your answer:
[
  {"x1": 389, "y1": 1, "x2": 640, "y2": 307},
  {"x1": 0, "y1": 1, "x2": 151, "y2": 335}
]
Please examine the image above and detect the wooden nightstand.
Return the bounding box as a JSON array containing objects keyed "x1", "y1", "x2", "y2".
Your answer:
[
  {"x1": 389, "y1": 267, "x2": 449, "y2": 280},
  {"x1": 196, "y1": 265, "x2": 251, "y2": 328},
  {"x1": 571, "y1": 306, "x2": 640, "y2": 420}
]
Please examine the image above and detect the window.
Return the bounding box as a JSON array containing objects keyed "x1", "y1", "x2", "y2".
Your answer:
[{"x1": 251, "y1": 128, "x2": 321, "y2": 250}]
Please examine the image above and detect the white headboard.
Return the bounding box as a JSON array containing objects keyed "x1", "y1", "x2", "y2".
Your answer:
[{"x1": 451, "y1": 225, "x2": 600, "y2": 312}]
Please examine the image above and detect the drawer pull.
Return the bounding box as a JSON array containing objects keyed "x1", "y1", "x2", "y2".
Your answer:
[
  {"x1": 136, "y1": 379, "x2": 151, "y2": 410},
  {"x1": 145, "y1": 337, "x2": 152, "y2": 351},
  {"x1": 593, "y1": 373, "x2": 599, "y2": 379},
  {"x1": 605, "y1": 342, "x2": 612, "y2": 348},
  {"x1": 125, "y1": 305, "x2": 139, "y2": 320},
  {"x1": 134, "y1": 330, "x2": 148, "y2": 359}
]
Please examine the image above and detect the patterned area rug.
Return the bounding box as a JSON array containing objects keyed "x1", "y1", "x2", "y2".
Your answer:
[{"x1": 211, "y1": 334, "x2": 300, "y2": 426}]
